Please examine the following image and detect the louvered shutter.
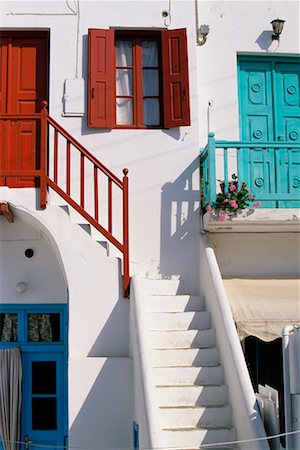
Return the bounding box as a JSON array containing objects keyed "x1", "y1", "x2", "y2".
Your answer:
[
  {"x1": 88, "y1": 29, "x2": 115, "y2": 128},
  {"x1": 161, "y1": 29, "x2": 190, "y2": 128}
]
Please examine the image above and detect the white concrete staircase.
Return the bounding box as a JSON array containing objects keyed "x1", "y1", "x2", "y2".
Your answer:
[{"x1": 142, "y1": 278, "x2": 238, "y2": 450}]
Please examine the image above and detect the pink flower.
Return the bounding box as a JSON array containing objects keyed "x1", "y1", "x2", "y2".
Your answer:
[
  {"x1": 218, "y1": 213, "x2": 228, "y2": 221},
  {"x1": 205, "y1": 204, "x2": 212, "y2": 212},
  {"x1": 253, "y1": 201, "x2": 261, "y2": 208},
  {"x1": 229, "y1": 200, "x2": 238, "y2": 208},
  {"x1": 224, "y1": 198, "x2": 229, "y2": 202},
  {"x1": 248, "y1": 195, "x2": 254, "y2": 200},
  {"x1": 229, "y1": 184, "x2": 237, "y2": 192}
]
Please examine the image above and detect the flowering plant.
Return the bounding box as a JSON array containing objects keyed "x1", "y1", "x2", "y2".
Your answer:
[{"x1": 205, "y1": 174, "x2": 261, "y2": 221}]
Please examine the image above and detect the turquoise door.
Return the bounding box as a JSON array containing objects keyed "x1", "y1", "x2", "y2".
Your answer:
[
  {"x1": 238, "y1": 57, "x2": 300, "y2": 207},
  {"x1": 21, "y1": 352, "x2": 66, "y2": 450}
]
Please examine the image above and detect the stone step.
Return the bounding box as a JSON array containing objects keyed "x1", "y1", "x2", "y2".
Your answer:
[
  {"x1": 149, "y1": 329, "x2": 216, "y2": 349},
  {"x1": 141, "y1": 278, "x2": 182, "y2": 295},
  {"x1": 157, "y1": 385, "x2": 229, "y2": 407},
  {"x1": 145, "y1": 295, "x2": 205, "y2": 312},
  {"x1": 153, "y1": 366, "x2": 224, "y2": 386},
  {"x1": 159, "y1": 405, "x2": 233, "y2": 428},
  {"x1": 151, "y1": 348, "x2": 220, "y2": 367},
  {"x1": 68, "y1": 205, "x2": 90, "y2": 224},
  {"x1": 147, "y1": 311, "x2": 211, "y2": 331},
  {"x1": 160, "y1": 427, "x2": 236, "y2": 448}
]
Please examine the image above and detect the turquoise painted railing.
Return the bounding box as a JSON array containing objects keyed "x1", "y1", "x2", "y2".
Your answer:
[{"x1": 200, "y1": 132, "x2": 300, "y2": 209}]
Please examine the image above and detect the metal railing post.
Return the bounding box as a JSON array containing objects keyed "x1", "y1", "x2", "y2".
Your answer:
[
  {"x1": 122, "y1": 168, "x2": 130, "y2": 298},
  {"x1": 207, "y1": 132, "x2": 216, "y2": 204},
  {"x1": 40, "y1": 101, "x2": 48, "y2": 209}
]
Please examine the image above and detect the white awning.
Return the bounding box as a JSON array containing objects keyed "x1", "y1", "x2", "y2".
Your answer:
[{"x1": 223, "y1": 279, "x2": 300, "y2": 342}]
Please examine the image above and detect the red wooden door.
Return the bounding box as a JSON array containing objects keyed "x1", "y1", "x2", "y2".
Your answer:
[{"x1": 0, "y1": 32, "x2": 48, "y2": 187}]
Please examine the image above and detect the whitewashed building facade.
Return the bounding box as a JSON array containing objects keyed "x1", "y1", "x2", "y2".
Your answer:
[{"x1": 0, "y1": 1, "x2": 299, "y2": 450}]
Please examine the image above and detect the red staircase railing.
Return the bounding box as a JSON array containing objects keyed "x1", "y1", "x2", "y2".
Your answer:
[{"x1": 0, "y1": 102, "x2": 130, "y2": 297}]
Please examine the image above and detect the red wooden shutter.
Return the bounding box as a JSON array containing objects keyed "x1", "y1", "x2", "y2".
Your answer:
[
  {"x1": 88, "y1": 29, "x2": 115, "y2": 128},
  {"x1": 161, "y1": 28, "x2": 190, "y2": 128},
  {"x1": 0, "y1": 38, "x2": 8, "y2": 114}
]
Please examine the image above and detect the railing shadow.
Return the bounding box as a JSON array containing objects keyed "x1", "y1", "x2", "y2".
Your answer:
[{"x1": 159, "y1": 157, "x2": 201, "y2": 293}]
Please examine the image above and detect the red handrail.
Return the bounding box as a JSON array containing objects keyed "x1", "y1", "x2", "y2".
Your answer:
[{"x1": 0, "y1": 102, "x2": 130, "y2": 297}]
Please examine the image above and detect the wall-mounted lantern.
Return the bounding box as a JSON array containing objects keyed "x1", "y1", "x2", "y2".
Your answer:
[{"x1": 271, "y1": 19, "x2": 285, "y2": 41}]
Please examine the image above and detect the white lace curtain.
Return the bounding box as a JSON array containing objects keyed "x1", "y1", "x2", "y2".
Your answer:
[
  {"x1": 0, "y1": 348, "x2": 22, "y2": 450},
  {"x1": 1, "y1": 314, "x2": 53, "y2": 342},
  {"x1": 116, "y1": 40, "x2": 159, "y2": 125}
]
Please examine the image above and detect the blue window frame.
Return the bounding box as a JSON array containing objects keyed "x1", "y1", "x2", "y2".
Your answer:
[{"x1": 0, "y1": 304, "x2": 68, "y2": 450}]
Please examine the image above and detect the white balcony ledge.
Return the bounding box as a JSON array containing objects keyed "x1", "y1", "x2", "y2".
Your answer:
[{"x1": 202, "y1": 208, "x2": 300, "y2": 233}]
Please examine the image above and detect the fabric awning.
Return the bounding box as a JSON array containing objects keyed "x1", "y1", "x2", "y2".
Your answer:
[{"x1": 223, "y1": 279, "x2": 300, "y2": 342}]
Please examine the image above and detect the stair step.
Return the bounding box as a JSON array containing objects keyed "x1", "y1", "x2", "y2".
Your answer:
[
  {"x1": 68, "y1": 205, "x2": 90, "y2": 224},
  {"x1": 160, "y1": 405, "x2": 233, "y2": 428},
  {"x1": 148, "y1": 311, "x2": 211, "y2": 331},
  {"x1": 149, "y1": 329, "x2": 216, "y2": 349},
  {"x1": 153, "y1": 366, "x2": 224, "y2": 386},
  {"x1": 151, "y1": 348, "x2": 220, "y2": 367},
  {"x1": 161, "y1": 427, "x2": 236, "y2": 447},
  {"x1": 145, "y1": 295, "x2": 205, "y2": 312},
  {"x1": 141, "y1": 278, "x2": 182, "y2": 295},
  {"x1": 157, "y1": 385, "x2": 229, "y2": 407}
]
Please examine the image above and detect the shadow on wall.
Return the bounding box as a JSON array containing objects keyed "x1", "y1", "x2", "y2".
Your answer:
[
  {"x1": 87, "y1": 299, "x2": 130, "y2": 357},
  {"x1": 255, "y1": 30, "x2": 273, "y2": 51},
  {"x1": 69, "y1": 358, "x2": 133, "y2": 449},
  {"x1": 159, "y1": 157, "x2": 201, "y2": 294}
]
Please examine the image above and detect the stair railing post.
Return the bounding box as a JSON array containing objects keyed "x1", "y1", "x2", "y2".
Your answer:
[
  {"x1": 122, "y1": 168, "x2": 130, "y2": 298},
  {"x1": 208, "y1": 132, "x2": 216, "y2": 205},
  {"x1": 40, "y1": 101, "x2": 48, "y2": 209}
]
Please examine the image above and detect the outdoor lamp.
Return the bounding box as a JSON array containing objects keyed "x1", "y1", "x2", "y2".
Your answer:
[{"x1": 271, "y1": 19, "x2": 285, "y2": 40}]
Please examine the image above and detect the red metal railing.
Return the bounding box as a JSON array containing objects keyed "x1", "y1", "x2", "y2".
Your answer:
[{"x1": 0, "y1": 102, "x2": 130, "y2": 297}]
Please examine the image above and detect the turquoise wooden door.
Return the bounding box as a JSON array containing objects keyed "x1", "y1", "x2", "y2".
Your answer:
[
  {"x1": 238, "y1": 57, "x2": 300, "y2": 207},
  {"x1": 21, "y1": 351, "x2": 66, "y2": 450}
]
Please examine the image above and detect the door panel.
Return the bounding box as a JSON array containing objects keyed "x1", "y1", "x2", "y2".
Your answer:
[
  {"x1": 238, "y1": 58, "x2": 300, "y2": 207},
  {"x1": 21, "y1": 352, "x2": 65, "y2": 450},
  {"x1": 6, "y1": 119, "x2": 37, "y2": 187},
  {"x1": 239, "y1": 61, "x2": 274, "y2": 141},
  {"x1": 0, "y1": 32, "x2": 48, "y2": 187},
  {"x1": 274, "y1": 62, "x2": 300, "y2": 142},
  {"x1": 0, "y1": 39, "x2": 8, "y2": 114}
]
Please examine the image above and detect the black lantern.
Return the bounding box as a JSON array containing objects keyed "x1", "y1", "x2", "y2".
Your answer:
[{"x1": 271, "y1": 19, "x2": 285, "y2": 40}]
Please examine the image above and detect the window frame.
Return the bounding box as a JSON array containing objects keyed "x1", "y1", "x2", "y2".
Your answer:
[
  {"x1": 115, "y1": 30, "x2": 163, "y2": 129},
  {"x1": 0, "y1": 304, "x2": 67, "y2": 348},
  {"x1": 88, "y1": 27, "x2": 191, "y2": 129}
]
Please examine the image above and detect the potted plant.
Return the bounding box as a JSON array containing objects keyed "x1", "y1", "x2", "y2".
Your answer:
[{"x1": 205, "y1": 174, "x2": 260, "y2": 221}]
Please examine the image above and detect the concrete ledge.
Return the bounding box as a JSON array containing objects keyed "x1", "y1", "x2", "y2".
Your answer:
[{"x1": 202, "y1": 209, "x2": 300, "y2": 233}]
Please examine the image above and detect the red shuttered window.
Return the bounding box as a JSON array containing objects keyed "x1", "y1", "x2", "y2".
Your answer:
[{"x1": 88, "y1": 28, "x2": 190, "y2": 129}]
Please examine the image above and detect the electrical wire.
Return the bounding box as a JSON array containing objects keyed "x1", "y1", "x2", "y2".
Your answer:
[
  {"x1": 163, "y1": 0, "x2": 171, "y2": 27},
  {"x1": 3, "y1": 429, "x2": 300, "y2": 450}
]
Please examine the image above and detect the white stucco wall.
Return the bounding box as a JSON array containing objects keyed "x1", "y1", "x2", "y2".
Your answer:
[
  {"x1": 1, "y1": 0, "x2": 201, "y2": 290},
  {"x1": 0, "y1": 188, "x2": 133, "y2": 448},
  {"x1": 209, "y1": 232, "x2": 300, "y2": 278},
  {"x1": 0, "y1": 211, "x2": 67, "y2": 303}
]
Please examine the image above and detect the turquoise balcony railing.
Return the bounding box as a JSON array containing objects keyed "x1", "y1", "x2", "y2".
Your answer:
[{"x1": 200, "y1": 132, "x2": 300, "y2": 209}]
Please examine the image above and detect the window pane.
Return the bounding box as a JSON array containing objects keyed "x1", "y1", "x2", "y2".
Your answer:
[
  {"x1": 32, "y1": 361, "x2": 56, "y2": 394},
  {"x1": 143, "y1": 69, "x2": 159, "y2": 96},
  {"x1": 143, "y1": 99, "x2": 160, "y2": 126},
  {"x1": 0, "y1": 313, "x2": 18, "y2": 342},
  {"x1": 116, "y1": 99, "x2": 133, "y2": 125},
  {"x1": 116, "y1": 40, "x2": 132, "y2": 66},
  {"x1": 142, "y1": 41, "x2": 158, "y2": 67},
  {"x1": 32, "y1": 398, "x2": 57, "y2": 430},
  {"x1": 28, "y1": 314, "x2": 59, "y2": 342},
  {"x1": 116, "y1": 69, "x2": 132, "y2": 96}
]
